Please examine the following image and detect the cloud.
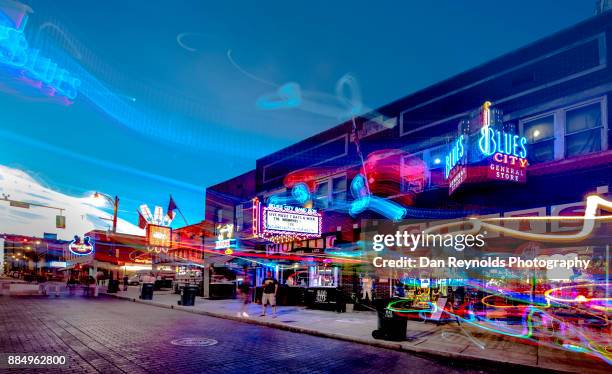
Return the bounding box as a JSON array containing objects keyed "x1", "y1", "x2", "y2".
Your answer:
[{"x1": 0, "y1": 165, "x2": 144, "y2": 240}]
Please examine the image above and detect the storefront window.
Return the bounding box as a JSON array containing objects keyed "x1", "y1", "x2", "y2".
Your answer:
[
  {"x1": 565, "y1": 103, "x2": 602, "y2": 157},
  {"x1": 523, "y1": 115, "x2": 555, "y2": 163},
  {"x1": 309, "y1": 266, "x2": 338, "y2": 287}
]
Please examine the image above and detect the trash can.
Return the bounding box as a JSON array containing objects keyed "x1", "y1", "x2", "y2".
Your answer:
[
  {"x1": 372, "y1": 299, "x2": 407, "y2": 341},
  {"x1": 178, "y1": 285, "x2": 198, "y2": 306},
  {"x1": 140, "y1": 283, "x2": 154, "y2": 300},
  {"x1": 107, "y1": 279, "x2": 119, "y2": 294}
]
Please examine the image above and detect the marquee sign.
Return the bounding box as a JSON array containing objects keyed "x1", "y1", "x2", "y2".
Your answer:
[
  {"x1": 252, "y1": 198, "x2": 322, "y2": 243},
  {"x1": 146, "y1": 224, "x2": 171, "y2": 253},
  {"x1": 69, "y1": 235, "x2": 94, "y2": 256},
  {"x1": 445, "y1": 101, "x2": 528, "y2": 195}
]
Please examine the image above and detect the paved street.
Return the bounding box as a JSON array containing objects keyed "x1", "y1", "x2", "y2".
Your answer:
[{"x1": 0, "y1": 296, "x2": 525, "y2": 374}]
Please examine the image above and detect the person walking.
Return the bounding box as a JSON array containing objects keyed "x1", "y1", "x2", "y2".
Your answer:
[
  {"x1": 260, "y1": 271, "x2": 278, "y2": 317},
  {"x1": 238, "y1": 268, "x2": 252, "y2": 318},
  {"x1": 123, "y1": 274, "x2": 129, "y2": 291}
]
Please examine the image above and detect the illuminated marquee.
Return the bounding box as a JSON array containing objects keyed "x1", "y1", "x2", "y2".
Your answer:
[
  {"x1": 252, "y1": 198, "x2": 322, "y2": 243},
  {"x1": 0, "y1": 15, "x2": 80, "y2": 100},
  {"x1": 445, "y1": 101, "x2": 528, "y2": 195},
  {"x1": 146, "y1": 224, "x2": 172, "y2": 253},
  {"x1": 69, "y1": 235, "x2": 94, "y2": 256}
]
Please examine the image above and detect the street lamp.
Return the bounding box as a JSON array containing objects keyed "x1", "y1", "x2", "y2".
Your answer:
[{"x1": 93, "y1": 192, "x2": 120, "y2": 233}]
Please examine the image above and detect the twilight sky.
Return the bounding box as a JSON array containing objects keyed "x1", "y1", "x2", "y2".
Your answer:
[{"x1": 0, "y1": 0, "x2": 593, "y2": 234}]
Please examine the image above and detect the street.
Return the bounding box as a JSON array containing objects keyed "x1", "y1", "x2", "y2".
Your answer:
[{"x1": 0, "y1": 296, "x2": 522, "y2": 374}]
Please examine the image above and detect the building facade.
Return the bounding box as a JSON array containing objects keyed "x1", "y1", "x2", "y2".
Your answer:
[{"x1": 205, "y1": 12, "x2": 612, "y2": 304}]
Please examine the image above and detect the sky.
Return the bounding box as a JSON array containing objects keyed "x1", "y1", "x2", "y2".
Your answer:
[{"x1": 0, "y1": 0, "x2": 595, "y2": 236}]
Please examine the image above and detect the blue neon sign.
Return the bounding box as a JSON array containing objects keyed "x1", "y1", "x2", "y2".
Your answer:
[
  {"x1": 444, "y1": 135, "x2": 465, "y2": 179},
  {"x1": 0, "y1": 21, "x2": 80, "y2": 100},
  {"x1": 444, "y1": 103, "x2": 528, "y2": 182},
  {"x1": 68, "y1": 235, "x2": 94, "y2": 256},
  {"x1": 478, "y1": 127, "x2": 527, "y2": 158}
]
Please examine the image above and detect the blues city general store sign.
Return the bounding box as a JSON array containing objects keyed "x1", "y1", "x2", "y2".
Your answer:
[{"x1": 445, "y1": 101, "x2": 528, "y2": 195}]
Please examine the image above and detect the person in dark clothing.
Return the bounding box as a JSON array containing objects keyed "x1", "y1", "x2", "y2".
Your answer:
[
  {"x1": 123, "y1": 275, "x2": 129, "y2": 291},
  {"x1": 335, "y1": 287, "x2": 346, "y2": 313},
  {"x1": 260, "y1": 271, "x2": 278, "y2": 317}
]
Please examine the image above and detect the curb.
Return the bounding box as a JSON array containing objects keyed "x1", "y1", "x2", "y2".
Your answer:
[{"x1": 102, "y1": 292, "x2": 579, "y2": 373}]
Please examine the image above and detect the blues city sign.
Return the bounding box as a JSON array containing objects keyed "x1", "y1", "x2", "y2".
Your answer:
[{"x1": 445, "y1": 101, "x2": 528, "y2": 195}]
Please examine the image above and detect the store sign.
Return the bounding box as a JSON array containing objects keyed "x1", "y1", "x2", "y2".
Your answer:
[
  {"x1": 147, "y1": 224, "x2": 171, "y2": 249},
  {"x1": 215, "y1": 224, "x2": 236, "y2": 249},
  {"x1": 253, "y1": 198, "x2": 322, "y2": 242},
  {"x1": 68, "y1": 235, "x2": 94, "y2": 256},
  {"x1": 315, "y1": 289, "x2": 328, "y2": 303},
  {"x1": 215, "y1": 239, "x2": 236, "y2": 249},
  {"x1": 49, "y1": 261, "x2": 67, "y2": 268},
  {"x1": 265, "y1": 205, "x2": 320, "y2": 234},
  {"x1": 445, "y1": 101, "x2": 528, "y2": 195}
]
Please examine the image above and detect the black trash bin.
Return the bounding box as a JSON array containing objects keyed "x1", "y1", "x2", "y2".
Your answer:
[
  {"x1": 107, "y1": 279, "x2": 119, "y2": 294},
  {"x1": 178, "y1": 285, "x2": 198, "y2": 306},
  {"x1": 372, "y1": 299, "x2": 407, "y2": 341},
  {"x1": 140, "y1": 283, "x2": 154, "y2": 300}
]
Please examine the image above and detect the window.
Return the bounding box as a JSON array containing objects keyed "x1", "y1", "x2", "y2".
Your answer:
[
  {"x1": 313, "y1": 181, "x2": 329, "y2": 209},
  {"x1": 565, "y1": 103, "x2": 602, "y2": 157},
  {"x1": 215, "y1": 208, "x2": 223, "y2": 223},
  {"x1": 523, "y1": 115, "x2": 555, "y2": 163},
  {"x1": 235, "y1": 204, "x2": 243, "y2": 231},
  {"x1": 331, "y1": 176, "x2": 347, "y2": 205},
  {"x1": 399, "y1": 152, "x2": 426, "y2": 192},
  {"x1": 428, "y1": 146, "x2": 447, "y2": 172},
  {"x1": 518, "y1": 97, "x2": 606, "y2": 162},
  {"x1": 313, "y1": 174, "x2": 346, "y2": 210}
]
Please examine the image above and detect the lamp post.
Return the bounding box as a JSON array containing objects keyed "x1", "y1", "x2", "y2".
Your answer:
[{"x1": 93, "y1": 192, "x2": 119, "y2": 233}]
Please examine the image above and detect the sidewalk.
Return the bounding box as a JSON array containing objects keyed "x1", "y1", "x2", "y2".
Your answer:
[{"x1": 104, "y1": 286, "x2": 608, "y2": 373}]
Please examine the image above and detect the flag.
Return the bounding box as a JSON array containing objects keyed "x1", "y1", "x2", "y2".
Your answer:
[
  {"x1": 168, "y1": 195, "x2": 178, "y2": 216},
  {"x1": 137, "y1": 210, "x2": 147, "y2": 229}
]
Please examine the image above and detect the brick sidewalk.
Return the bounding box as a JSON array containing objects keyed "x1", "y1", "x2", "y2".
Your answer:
[{"x1": 104, "y1": 286, "x2": 610, "y2": 374}]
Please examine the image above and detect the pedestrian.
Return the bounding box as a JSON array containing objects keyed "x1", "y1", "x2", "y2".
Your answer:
[
  {"x1": 238, "y1": 267, "x2": 252, "y2": 318},
  {"x1": 67, "y1": 274, "x2": 76, "y2": 296},
  {"x1": 123, "y1": 274, "x2": 129, "y2": 291},
  {"x1": 260, "y1": 271, "x2": 278, "y2": 317},
  {"x1": 335, "y1": 286, "x2": 346, "y2": 313}
]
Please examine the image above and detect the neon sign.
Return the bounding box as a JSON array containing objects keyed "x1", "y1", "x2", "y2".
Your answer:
[
  {"x1": 478, "y1": 127, "x2": 527, "y2": 158},
  {"x1": 444, "y1": 135, "x2": 465, "y2": 179},
  {"x1": 0, "y1": 17, "x2": 80, "y2": 100},
  {"x1": 215, "y1": 224, "x2": 236, "y2": 249},
  {"x1": 69, "y1": 235, "x2": 94, "y2": 256},
  {"x1": 146, "y1": 224, "x2": 172, "y2": 251},
  {"x1": 445, "y1": 101, "x2": 528, "y2": 194},
  {"x1": 252, "y1": 198, "x2": 322, "y2": 243},
  {"x1": 139, "y1": 204, "x2": 175, "y2": 227}
]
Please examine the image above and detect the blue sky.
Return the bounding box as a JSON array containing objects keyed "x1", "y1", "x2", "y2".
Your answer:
[{"x1": 0, "y1": 0, "x2": 593, "y2": 230}]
